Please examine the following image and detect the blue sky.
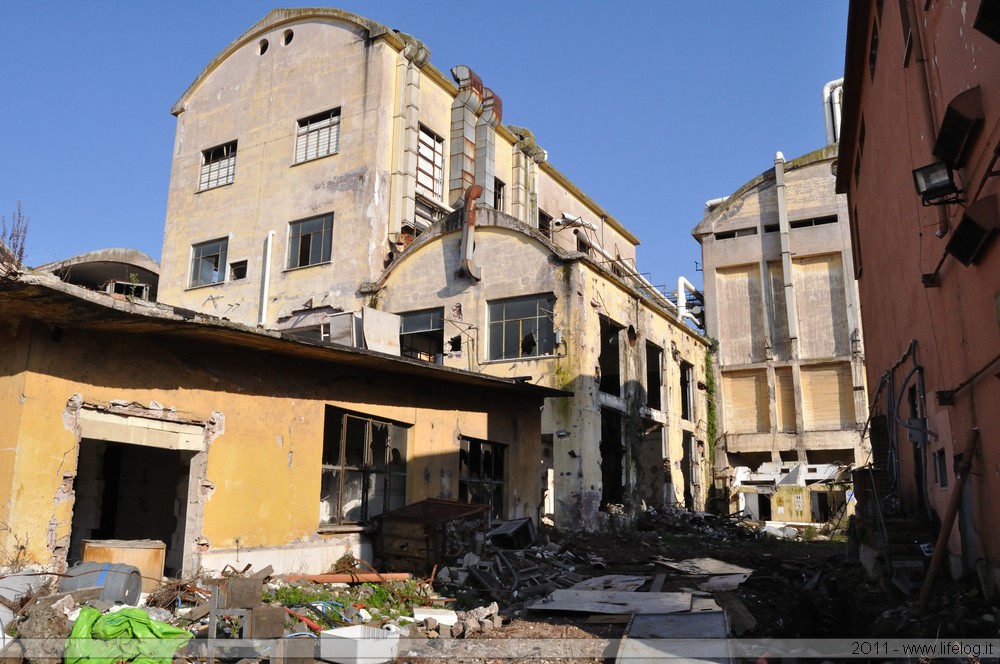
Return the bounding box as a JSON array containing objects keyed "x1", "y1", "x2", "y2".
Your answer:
[{"x1": 0, "y1": 1, "x2": 848, "y2": 292}]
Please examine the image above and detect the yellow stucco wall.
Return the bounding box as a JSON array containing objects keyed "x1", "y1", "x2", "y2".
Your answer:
[
  {"x1": 0, "y1": 323, "x2": 29, "y2": 533},
  {"x1": 3, "y1": 316, "x2": 542, "y2": 571}
]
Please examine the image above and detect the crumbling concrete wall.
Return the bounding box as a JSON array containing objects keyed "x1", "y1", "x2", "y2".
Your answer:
[
  {"x1": 2, "y1": 316, "x2": 542, "y2": 576},
  {"x1": 376, "y1": 212, "x2": 708, "y2": 531},
  {"x1": 159, "y1": 17, "x2": 398, "y2": 327}
]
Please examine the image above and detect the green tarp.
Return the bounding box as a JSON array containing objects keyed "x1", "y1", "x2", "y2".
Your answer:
[{"x1": 65, "y1": 606, "x2": 192, "y2": 664}]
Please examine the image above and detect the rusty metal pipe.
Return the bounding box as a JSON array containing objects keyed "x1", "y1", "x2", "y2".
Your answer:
[{"x1": 283, "y1": 572, "x2": 412, "y2": 584}]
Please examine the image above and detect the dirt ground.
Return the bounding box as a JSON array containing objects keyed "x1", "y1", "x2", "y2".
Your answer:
[{"x1": 415, "y1": 517, "x2": 1000, "y2": 663}]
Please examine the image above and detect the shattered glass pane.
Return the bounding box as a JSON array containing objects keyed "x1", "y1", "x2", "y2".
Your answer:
[
  {"x1": 370, "y1": 422, "x2": 389, "y2": 471},
  {"x1": 319, "y1": 469, "x2": 340, "y2": 525},
  {"x1": 344, "y1": 416, "x2": 366, "y2": 468},
  {"x1": 341, "y1": 471, "x2": 365, "y2": 522}
]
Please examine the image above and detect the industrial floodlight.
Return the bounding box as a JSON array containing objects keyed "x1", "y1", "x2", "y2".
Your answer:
[{"x1": 912, "y1": 162, "x2": 963, "y2": 206}]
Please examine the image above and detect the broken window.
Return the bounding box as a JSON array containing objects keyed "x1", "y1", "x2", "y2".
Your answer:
[
  {"x1": 680, "y1": 360, "x2": 695, "y2": 421},
  {"x1": 487, "y1": 294, "x2": 556, "y2": 361},
  {"x1": 288, "y1": 214, "x2": 333, "y2": 269},
  {"x1": 399, "y1": 307, "x2": 444, "y2": 362},
  {"x1": 296, "y1": 108, "x2": 341, "y2": 163},
  {"x1": 645, "y1": 342, "x2": 663, "y2": 410},
  {"x1": 189, "y1": 238, "x2": 228, "y2": 287},
  {"x1": 598, "y1": 317, "x2": 623, "y2": 396},
  {"x1": 459, "y1": 438, "x2": 506, "y2": 519},
  {"x1": 320, "y1": 407, "x2": 408, "y2": 526},
  {"x1": 412, "y1": 195, "x2": 448, "y2": 235},
  {"x1": 199, "y1": 141, "x2": 237, "y2": 191},
  {"x1": 493, "y1": 177, "x2": 506, "y2": 213},
  {"x1": 538, "y1": 209, "x2": 553, "y2": 238},
  {"x1": 229, "y1": 260, "x2": 247, "y2": 281},
  {"x1": 416, "y1": 125, "x2": 445, "y2": 200}
]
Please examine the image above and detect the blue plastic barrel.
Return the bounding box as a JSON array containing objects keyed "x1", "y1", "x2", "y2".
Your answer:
[{"x1": 59, "y1": 561, "x2": 142, "y2": 605}]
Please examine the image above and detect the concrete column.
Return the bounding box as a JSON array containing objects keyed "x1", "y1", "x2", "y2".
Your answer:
[
  {"x1": 475, "y1": 89, "x2": 502, "y2": 210},
  {"x1": 449, "y1": 66, "x2": 483, "y2": 205},
  {"x1": 509, "y1": 126, "x2": 547, "y2": 226},
  {"x1": 389, "y1": 34, "x2": 429, "y2": 239},
  {"x1": 775, "y1": 152, "x2": 800, "y2": 360}
]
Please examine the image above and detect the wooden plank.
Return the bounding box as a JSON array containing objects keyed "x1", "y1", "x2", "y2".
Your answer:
[
  {"x1": 713, "y1": 590, "x2": 757, "y2": 636},
  {"x1": 528, "y1": 590, "x2": 691, "y2": 615},
  {"x1": 649, "y1": 574, "x2": 666, "y2": 593}
]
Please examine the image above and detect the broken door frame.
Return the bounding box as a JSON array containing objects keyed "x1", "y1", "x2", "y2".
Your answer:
[{"x1": 65, "y1": 398, "x2": 214, "y2": 576}]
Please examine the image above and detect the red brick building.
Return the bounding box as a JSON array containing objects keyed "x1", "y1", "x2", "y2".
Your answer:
[{"x1": 838, "y1": 0, "x2": 1000, "y2": 588}]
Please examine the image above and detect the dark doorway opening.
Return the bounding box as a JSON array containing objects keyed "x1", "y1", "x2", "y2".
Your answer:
[{"x1": 70, "y1": 439, "x2": 193, "y2": 576}]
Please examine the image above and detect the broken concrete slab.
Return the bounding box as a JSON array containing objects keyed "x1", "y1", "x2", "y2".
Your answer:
[
  {"x1": 412, "y1": 607, "x2": 458, "y2": 626},
  {"x1": 617, "y1": 612, "x2": 732, "y2": 663},
  {"x1": 698, "y1": 573, "x2": 752, "y2": 592},
  {"x1": 528, "y1": 589, "x2": 692, "y2": 615},
  {"x1": 657, "y1": 557, "x2": 753, "y2": 576},
  {"x1": 570, "y1": 575, "x2": 648, "y2": 592}
]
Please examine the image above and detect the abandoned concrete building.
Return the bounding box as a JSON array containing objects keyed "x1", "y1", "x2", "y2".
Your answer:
[
  {"x1": 0, "y1": 261, "x2": 562, "y2": 576},
  {"x1": 155, "y1": 8, "x2": 709, "y2": 530},
  {"x1": 692, "y1": 104, "x2": 869, "y2": 524},
  {"x1": 838, "y1": 0, "x2": 1000, "y2": 591},
  {"x1": 34, "y1": 248, "x2": 161, "y2": 303}
]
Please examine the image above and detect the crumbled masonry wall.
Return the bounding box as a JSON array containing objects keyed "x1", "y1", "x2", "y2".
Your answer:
[
  {"x1": 377, "y1": 211, "x2": 708, "y2": 530},
  {"x1": 2, "y1": 317, "x2": 542, "y2": 575}
]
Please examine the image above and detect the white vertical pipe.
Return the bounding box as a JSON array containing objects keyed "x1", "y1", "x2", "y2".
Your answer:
[{"x1": 259, "y1": 231, "x2": 274, "y2": 326}]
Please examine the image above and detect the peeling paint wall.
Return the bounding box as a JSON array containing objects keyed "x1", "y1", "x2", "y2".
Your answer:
[
  {"x1": 158, "y1": 11, "x2": 641, "y2": 336},
  {"x1": 1, "y1": 317, "x2": 543, "y2": 575},
  {"x1": 0, "y1": 321, "x2": 28, "y2": 536},
  {"x1": 376, "y1": 211, "x2": 708, "y2": 530},
  {"x1": 159, "y1": 18, "x2": 397, "y2": 326}
]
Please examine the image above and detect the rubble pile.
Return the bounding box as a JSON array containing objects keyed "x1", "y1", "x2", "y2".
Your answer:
[{"x1": 636, "y1": 506, "x2": 761, "y2": 542}]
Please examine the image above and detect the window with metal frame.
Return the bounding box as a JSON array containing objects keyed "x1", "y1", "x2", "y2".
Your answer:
[
  {"x1": 296, "y1": 108, "x2": 341, "y2": 163},
  {"x1": 416, "y1": 125, "x2": 445, "y2": 200},
  {"x1": 538, "y1": 209, "x2": 553, "y2": 237},
  {"x1": 487, "y1": 294, "x2": 556, "y2": 361},
  {"x1": 399, "y1": 308, "x2": 445, "y2": 362},
  {"x1": 459, "y1": 438, "x2": 506, "y2": 519},
  {"x1": 288, "y1": 214, "x2": 333, "y2": 269},
  {"x1": 320, "y1": 407, "x2": 408, "y2": 525},
  {"x1": 199, "y1": 141, "x2": 237, "y2": 191},
  {"x1": 189, "y1": 238, "x2": 228, "y2": 287},
  {"x1": 494, "y1": 177, "x2": 506, "y2": 212}
]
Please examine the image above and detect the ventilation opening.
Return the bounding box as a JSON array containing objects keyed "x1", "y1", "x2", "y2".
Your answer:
[
  {"x1": 258, "y1": 39, "x2": 269, "y2": 55},
  {"x1": 790, "y1": 215, "x2": 838, "y2": 229},
  {"x1": 283, "y1": 29, "x2": 294, "y2": 46}
]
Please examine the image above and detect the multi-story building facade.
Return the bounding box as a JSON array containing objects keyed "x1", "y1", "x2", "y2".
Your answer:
[
  {"x1": 693, "y1": 136, "x2": 869, "y2": 524},
  {"x1": 156, "y1": 8, "x2": 708, "y2": 530},
  {"x1": 838, "y1": 0, "x2": 1000, "y2": 587}
]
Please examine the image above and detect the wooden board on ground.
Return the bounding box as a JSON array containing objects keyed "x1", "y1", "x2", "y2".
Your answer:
[
  {"x1": 528, "y1": 590, "x2": 691, "y2": 615},
  {"x1": 713, "y1": 590, "x2": 758, "y2": 636},
  {"x1": 585, "y1": 614, "x2": 633, "y2": 624}
]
